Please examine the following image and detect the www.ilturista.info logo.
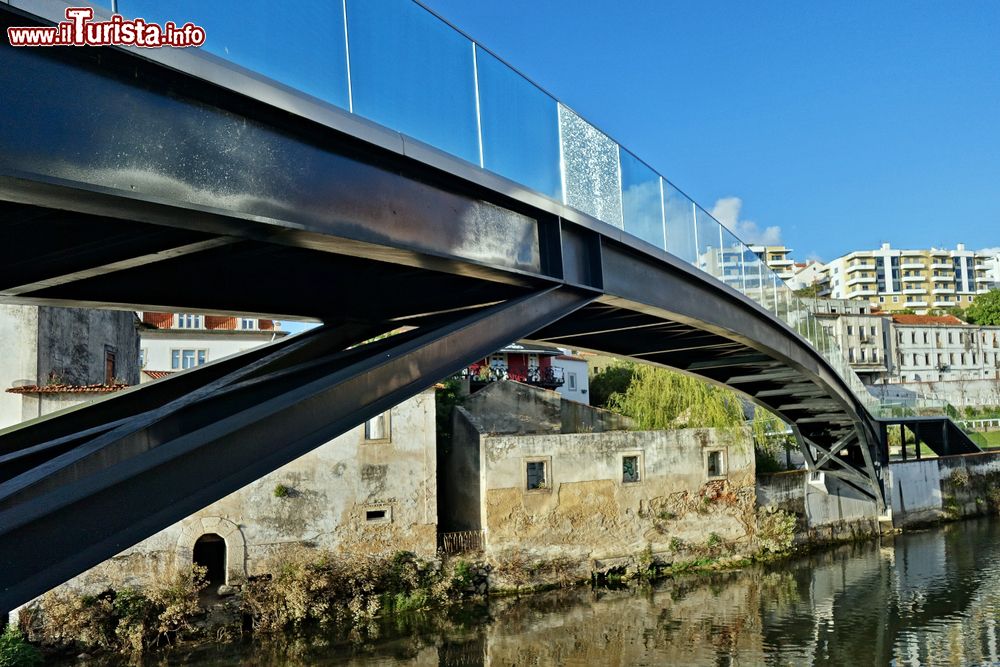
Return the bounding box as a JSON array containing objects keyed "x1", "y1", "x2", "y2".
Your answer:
[{"x1": 7, "y1": 7, "x2": 206, "y2": 47}]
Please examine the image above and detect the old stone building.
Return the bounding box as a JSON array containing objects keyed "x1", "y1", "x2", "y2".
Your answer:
[
  {"x1": 440, "y1": 381, "x2": 756, "y2": 569},
  {"x1": 3, "y1": 309, "x2": 437, "y2": 605},
  {"x1": 43, "y1": 389, "x2": 438, "y2": 595},
  {"x1": 0, "y1": 304, "x2": 140, "y2": 427}
]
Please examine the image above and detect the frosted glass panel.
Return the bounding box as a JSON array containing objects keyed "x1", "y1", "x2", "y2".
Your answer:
[
  {"x1": 477, "y1": 47, "x2": 561, "y2": 200},
  {"x1": 558, "y1": 104, "x2": 623, "y2": 228},
  {"x1": 120, "y1": 0, "x2": 350, "y2": 109},
  {"x1": 620, "y1": 149, "x2": 664, "y2": 248},
  {"x1": 347, "y1": 0, "x2": 479, "y2": 164}
]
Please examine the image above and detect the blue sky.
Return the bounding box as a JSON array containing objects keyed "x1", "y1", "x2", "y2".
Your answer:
[{"x1": 421, "y1": 0, "x2": 1000, "y2": 262}]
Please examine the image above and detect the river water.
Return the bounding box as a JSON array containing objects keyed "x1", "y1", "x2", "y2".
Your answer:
[{"x1": 152, "y1": 518, "x2": 1000, "y2": 666}]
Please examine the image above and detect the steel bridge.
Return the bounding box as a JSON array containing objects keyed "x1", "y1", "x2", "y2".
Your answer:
[{"x1": 0, "y1": 0, "x2": 978, "y2": 614}]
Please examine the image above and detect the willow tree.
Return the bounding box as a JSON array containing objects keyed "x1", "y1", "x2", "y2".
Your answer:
[{"x1": 605, "y1": 362, "x2": 745, "y2": 430}]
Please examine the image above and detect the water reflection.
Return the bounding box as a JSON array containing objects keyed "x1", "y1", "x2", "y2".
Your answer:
[{"x1": 150, "y1": 519, "x2": 1000, "y2": 666}]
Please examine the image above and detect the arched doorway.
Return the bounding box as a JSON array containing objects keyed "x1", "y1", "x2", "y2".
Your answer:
[{"x1": 192, "y1": 533, "x2": 227, "y2": 586}]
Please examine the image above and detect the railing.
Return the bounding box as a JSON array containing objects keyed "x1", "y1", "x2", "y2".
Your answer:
[
  {"x1": 461, "y1": 364, "x2": 564, "y2": 388},
  {"x1": 114, "y1": 0, "x2": 940, "y2": 418},
  {"x1": 439, "y1": 530, "x2": 484, "y2": 555}
]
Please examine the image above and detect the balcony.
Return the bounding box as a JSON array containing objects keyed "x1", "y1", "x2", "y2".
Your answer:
[
  {"x1": 463, "y1": 364, "x2": 564, "y2": 390},
  {"x1": 846, "y1": 276, "x2": 877, "y2": 286},
  {"x1": 768, "y1": 258, "x2": 794, "y2": 267},
  {"x1": 906, "y1": 300, "x2": 928, "y2": 307},
  {"x1": 846, "y1": 263, "x2": 876, "y2": 272},
  {"x1": 902, "y1": 288, "x2": 927, "y2": 295},
  {"x1": 933, "y1": 301, "x2": 955, "y2": 308},
  {"x1": 901, "y1": 261, "x2": 926, "y2": 269},
  {"x1": 930, "y1": 261, "x2": 953, "y2": 269},
  {"x1": 851, "y1": 288, "x2": 878, "y2": 297},
  {"x1": 932, "y1": 287, "x2": 956, "y2": 294},
  {"x1": 900, "y1": 275, "x2": 925, "y2": 283}
]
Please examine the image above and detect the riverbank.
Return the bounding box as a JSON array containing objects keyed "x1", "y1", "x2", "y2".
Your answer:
[
  {"x1": 11, "y1": 451, "x2": 1000, "y2": 663},
  {"x1": 15, "y1": 518, "x2": 1000, "y2": 666}
]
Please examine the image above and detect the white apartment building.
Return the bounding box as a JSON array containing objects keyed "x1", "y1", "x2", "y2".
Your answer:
[
  {"x1": 822, "y1": 243, "x2": 991, "y2": 314},
  {"x1": 889, "y1": 314, "x2": 1000, "y2": 383},
  {"x1": 139, "y1": 311, "x2": 287, "y2": 379}
]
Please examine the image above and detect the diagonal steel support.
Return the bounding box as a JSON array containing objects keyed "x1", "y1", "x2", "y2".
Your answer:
[{"x1": 0, "y1": 286, "x2": 595, "y2": 613}]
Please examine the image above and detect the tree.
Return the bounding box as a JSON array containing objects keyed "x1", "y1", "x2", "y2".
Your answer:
[
  {"x1": 966, "y1": 289, "x2": 1000, "y2": 326},
  {"x1": 605, "y1": 363, "x2": 744, "y2": 430},
  {"x1": 794, "y1": 284, "x2": 822, "y2": 298},
  {"x1": 929, "y1": 306, "x2": 968, "y2": 322},
  {"x1": 589, "y1": 362, "x2": 636, "y2": 408}
]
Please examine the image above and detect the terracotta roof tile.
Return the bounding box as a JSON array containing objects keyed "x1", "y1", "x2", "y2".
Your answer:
[
  {"x1": 6, "y1": 382, "x2": 131, "y2": 395},
  {"x1": 142, "y1": 370, "x2": 175, "y2": 380},
  {"x1": 891, "y1": 314, "x2": 965, "y2": 326}
]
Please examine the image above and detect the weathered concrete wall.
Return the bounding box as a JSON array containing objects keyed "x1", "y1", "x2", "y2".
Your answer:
[
  {"x1": 560, "y1": 399, "x2": 633, "y2": 433},
  {"x1": 883, "y1": 379, "x2": 1000, "y2": 409},
  {"x1": 47, "y1": 390, "x2": 438, "y2": 595},
  {"x1": 889, "y1": 451, "x2": 1000, "y2": 527},
  {"x1": 461, "y1": 381, "x2": 561, "y2": 435},
  {"x1": 439, "y1": 405, "x2": 485, "y2": 532},
  {"x1": 757, "y1": 471, "x2": 880, "y2": 543},
  {"x1": 480, "y1": 427, "x2": 755, "y2": 564},
  {"x1": 0, "y1": 304, "x2": 38, "y2": 429},
  {"x1": 37, "y1": 307, "x2": 140, "y2": 386}
]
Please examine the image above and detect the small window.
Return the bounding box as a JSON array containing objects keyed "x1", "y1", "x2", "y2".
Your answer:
[
  {"x1": 622, "y1": 455, "x2": 641, "y2": 484},
  {"x1": 706, "y1": 450, "x2": 726, "y2": 479},
  {"x1": 364, "y1": 411, "x2": 390, "y2": 441},
  {"x1": 567, "y1": 372, "x2": 577, "y2": 390},
  {"x1": 526, "y1": 460, "x2": 548, "y2": 490},
  {"x1": 240, "y1": 318, "x2": 255, "y2": 330},
  {"x1": 364, "y1": 506, "x2": 391, "y2": 524},
  {"x1": 171, "y1": 348, "x2": 207, "y2": 370},
  {"x1": 176, "y1": 313, "x2": 202, "y2": 329}
]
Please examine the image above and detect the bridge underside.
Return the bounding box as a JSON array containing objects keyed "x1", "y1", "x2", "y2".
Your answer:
[{"x1": 0, "y1": 2, "x2": 895, "y2": 613}]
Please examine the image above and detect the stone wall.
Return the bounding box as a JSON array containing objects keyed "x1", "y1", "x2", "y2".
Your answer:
[
  {"x1": 878, "y1": 379, "x2": 1000, "y2": 409},
  {"x1": 480, "y1": 427, "x2": 756, "y2": 565},
  {"x1": 36, "y1": 306, "x2": 140, "y2": 386},
  {"x1": 889, "y1": 451, "x2": 1000, "y2": 527},
  {"x1": 45, "y1": 390, "x2": 438, "y2": 596},
  {"x1": 0, "y1": 304, "x2": 38, "y2": 428},
  {"x1": 756, "y1": 471, "x2": 880, "y2": 544}
]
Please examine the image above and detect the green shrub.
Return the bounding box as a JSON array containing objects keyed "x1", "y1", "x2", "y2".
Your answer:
[
  {"x1": 273, "y1": 484, "x2": 289, "y2": 498},
  {"x1": 0, "y1": 625, "x2": 42, "y2": 667}
]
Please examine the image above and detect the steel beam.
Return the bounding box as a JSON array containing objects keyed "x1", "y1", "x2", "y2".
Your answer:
[{"x1": 0, "y1": 287, "x2": 593, "y2": 614}]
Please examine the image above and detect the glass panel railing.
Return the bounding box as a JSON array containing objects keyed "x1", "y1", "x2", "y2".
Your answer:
[
  {"x1": 475, "y1": 46, "x2": 562, "y2": 200},
  {"x1": 120, "y1": 0, "x2": 351, "y2": 110},
  {"x1": 720, "y1": 229, "x2": 745, "y2": 292},
  {"x1": 557, "y1": 104, "x2": 623, "y2": 228},
  {"x1": 345, "y1": 0, "x2": 480, "y2": 164},
  {"x1": 120, "y1": 0, "x2": 946, "y2": 417},
  {"x1": 695, "y1": 206, "x2": 723, "y2": 280},
  {"x1": 620, "y1": 149, "x2": 664, "y2": 248},
  {"x1": 663, "y1": 180, "x2": 697, "y2": 263}
]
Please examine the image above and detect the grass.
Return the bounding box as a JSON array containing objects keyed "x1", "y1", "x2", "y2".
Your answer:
[{"x1": 968, "y1": 431, "x2": 1000, "y2": 450}]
